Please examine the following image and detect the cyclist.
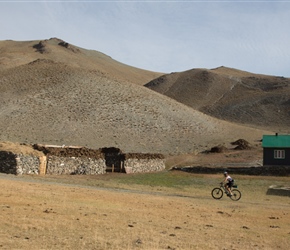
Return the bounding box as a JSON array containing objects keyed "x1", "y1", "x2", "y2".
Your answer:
[{"x1": 223, "y1": 171, "x2": 234, "y2": 196}]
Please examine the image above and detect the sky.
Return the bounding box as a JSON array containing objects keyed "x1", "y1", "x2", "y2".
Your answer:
[{"x1": 1, "y1": 0, "x2": 290, "y2": 77}]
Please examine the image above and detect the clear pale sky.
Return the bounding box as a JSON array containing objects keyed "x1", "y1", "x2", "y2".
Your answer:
[{"x1": 1, "y1": 0, "x2": 290, "y2": 77}]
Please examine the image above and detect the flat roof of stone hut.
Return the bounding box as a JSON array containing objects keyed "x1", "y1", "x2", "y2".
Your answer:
[
  {"x1": 124, "y1": 153, "x2": 165, "y2": 160},
  {"x1": 33, "y1": 144, "x2": 104, "y2": 159}
]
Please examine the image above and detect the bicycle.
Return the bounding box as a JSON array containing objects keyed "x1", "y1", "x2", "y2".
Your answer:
[{"x1": 211, "y1": 182, "x2": 241, "y2": 201}]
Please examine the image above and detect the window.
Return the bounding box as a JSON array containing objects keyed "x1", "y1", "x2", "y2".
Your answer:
[{"x1": 274, "y1": 150, "x2": 285, "y2": 159}]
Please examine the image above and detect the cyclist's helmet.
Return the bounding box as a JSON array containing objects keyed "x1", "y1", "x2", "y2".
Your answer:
[{"x1": 224, "y1": 171, "x2": 228, "y2": 176}]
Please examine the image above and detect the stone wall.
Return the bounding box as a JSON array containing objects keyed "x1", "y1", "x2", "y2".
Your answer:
[
  {"x1": 0, "y1": 151, "x2": 40, "y2": 175},
  {"x1": 124, "y1": 153, "x2": 165, "y2": 173},
  {"x1": 172, "y1": 165, "x2": 290, "y2": 176},
  {"x1": 15, "y1": 154, "x2": 40, "y2": 175},
  {"x1": 266, "y1": 185, "x2": 290, "y2": 197},
  {"x1": 46, "y1": 156, "x2": 106, "y2": 175},
  {"x1": 0, "y1": 151, "x2": 17, "y2": 174},
  {"x1": 0, "y1": 145, "x2": 166, "y2": 175}
]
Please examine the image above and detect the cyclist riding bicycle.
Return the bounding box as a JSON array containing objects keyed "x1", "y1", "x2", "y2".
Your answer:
[{"x1": 223, "y1": 172, "x2": 234, "y2": 196}]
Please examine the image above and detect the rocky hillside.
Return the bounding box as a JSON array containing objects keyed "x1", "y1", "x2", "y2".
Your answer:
[
  {"x1": 0, "y1": 38, "x2": 272, "y2": 155},
  {"x1": 145, "y1": 67, "x2": 290, "y2": 133}
]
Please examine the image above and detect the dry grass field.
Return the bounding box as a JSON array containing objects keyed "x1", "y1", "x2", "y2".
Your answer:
[{"x1": 0, "y1": 171, "x2": 289, "y2": 250}]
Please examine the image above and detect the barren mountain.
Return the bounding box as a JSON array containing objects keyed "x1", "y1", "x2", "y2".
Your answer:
[
  {"x1": 0, "y1": 38, "x2": 161, "y2": 85},
  {"x1": 0, "y1": 38, "x2": 272, "y2": 154},
  {"x1": 145, "y1": 67, "x2": 290, "y2": 133}
]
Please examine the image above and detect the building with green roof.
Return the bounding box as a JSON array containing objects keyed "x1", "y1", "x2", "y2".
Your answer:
[{"x1": 262, "y1": 134, "x2": 290, "y2": 166}]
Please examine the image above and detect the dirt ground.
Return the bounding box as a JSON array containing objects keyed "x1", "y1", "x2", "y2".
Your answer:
[
  {"x1": 0, "y1": 172, "x2": 289, "y2": 250},
  {"x1": 165, "y1": 140, "x2": 264, "y2": 170}
]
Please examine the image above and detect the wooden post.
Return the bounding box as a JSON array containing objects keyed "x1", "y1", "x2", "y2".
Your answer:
[
  {"x1": 112, "y1": 164, "x2": 114, "y2": 172},
  {"x1": 39, "y1": 155, "x2": 47, "y2": 175}
]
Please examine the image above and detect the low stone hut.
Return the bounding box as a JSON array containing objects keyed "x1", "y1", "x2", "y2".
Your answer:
[
  {"x1": 33, "y1": 144, "x2": 107, "y2": 175},
  {"x1": 0, "y1": 142, "x2": 44, "y2": 175},
  {"x1": 124, "y1": 153, "x2": 165, "y2": 173},
  {"x1": 0, "y1": 142, "x2": 166, "y2": 175}
]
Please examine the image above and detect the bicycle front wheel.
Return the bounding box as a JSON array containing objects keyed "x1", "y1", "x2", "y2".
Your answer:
[
  {"x1": 230, "y1": 189, "x2": 241, "y2": 201},
  {"x1": 211, "y1": 188, "x2": 223, "y2": 199}
]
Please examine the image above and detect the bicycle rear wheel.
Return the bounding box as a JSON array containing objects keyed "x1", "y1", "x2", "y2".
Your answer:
[
  {"x1": 211, "y1": 188, "x2": 223, "y2": 199},
  {"x1": 230, "y1": 189, "x2": 241, "y2": 201}
]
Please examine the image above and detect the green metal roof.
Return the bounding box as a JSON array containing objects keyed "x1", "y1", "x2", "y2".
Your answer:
[{"x1": 262, "y1": 134, "x2": 290, "y2": 148}]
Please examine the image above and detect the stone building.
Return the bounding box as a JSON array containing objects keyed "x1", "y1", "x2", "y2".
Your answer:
[{"x1": 0, "y1": 143, "x2": 165, "y2": 175}]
